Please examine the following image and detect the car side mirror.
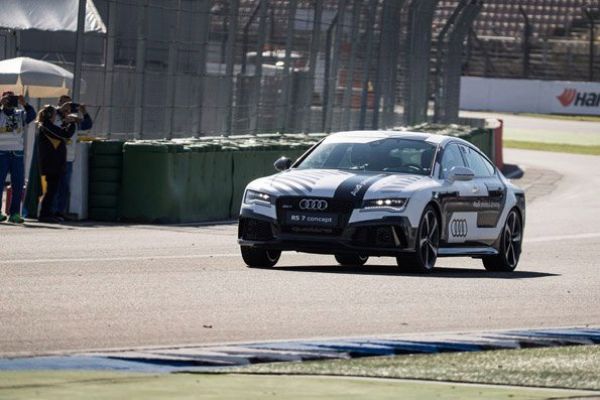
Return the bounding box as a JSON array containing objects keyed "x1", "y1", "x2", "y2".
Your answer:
[
  {"x1": 274, "y1": 156, "x2": 292, "y2": 171},
  {"x1": 447, "y1": 166, "x2": 475, "y2": 182}
]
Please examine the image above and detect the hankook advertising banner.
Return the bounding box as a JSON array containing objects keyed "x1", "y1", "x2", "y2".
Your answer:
[{"x1": 460, "y1": 76, "x2": 600, "y2": 116}]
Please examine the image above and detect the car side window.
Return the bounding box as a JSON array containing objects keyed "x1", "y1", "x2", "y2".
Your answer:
[
  {"x1": 440, "y1": 143, "x2": 465, "y2": 179},
  {"x1": 462, "y1": 146, "x2": 495, "y2": 177}
]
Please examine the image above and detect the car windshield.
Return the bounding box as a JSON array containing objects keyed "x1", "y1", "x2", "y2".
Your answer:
[{"x1": 296, "y1": 138, "x2": 437, "y2": 176}]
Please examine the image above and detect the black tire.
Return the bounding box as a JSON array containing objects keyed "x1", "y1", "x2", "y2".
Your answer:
[
  {"x1": 241, "y1": 246, "x2": 281, "y2": 268},
  {"x1": 90, "y1": 155, "x2": 123, "y2": 169},
  {"x1": 334, "y1": 254, "x2": 368, "y2": 266},
  {"x1": 483, "y1": 209, "x2": 522, "y2": 272},
  {"x1": 89, "y1": 182, "x2": 121, "y2": 196},
  {"x1": 396, "y1": 205, "x2": 440, "y2": 273},
  {"x1": 89, "y1": 194, "x2": 119, "y2": 208}
]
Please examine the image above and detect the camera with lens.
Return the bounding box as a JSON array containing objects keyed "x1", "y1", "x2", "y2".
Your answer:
[{"x1": 7, "y1": 95, "x2": 19, "y2": 108}]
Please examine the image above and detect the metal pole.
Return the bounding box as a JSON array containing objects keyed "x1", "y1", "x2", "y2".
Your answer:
[
  {"x1": 519, "y1": 5, "x2": 531, "y2": 79},
  {"x1": 241, "y1": 3, "x2": 261, "y2": 76},
  {"x1": 324, "y1": 0, "x2": 347, "y2": 133},
  {"x1": 102, "y1": 0, "x2": 117, "y2": 137},
  {"x1": 437, "y1": 2, "x2": 482, "y2": 124},
  {"x1": 382, "y1": 0, "x2": 404, "y2": 128},
  {"x1": 371, "y1": 2, "x2": 387, "y2": 130},
  {"x1": 71, "y1": 0, "x2": 87, "y2": 102},
  {"x1": 404, "y1": 0, "x2": 440, "y2": 126},
  {"x1": 165, "y1": 0, "x2": 182, "y2": 139},
  {"x1": 224, "y1": 0, "x2": 240, "y2": 136},
  {"x1": 194, "y1": 0, "x2": 212, "y2": 137},
  {"x1": 133, "y1": 0, "x2": 149, "y2": 139},
  {"x1": 359, "y1": 0, "x2": 377, "y2": 130},
  {"x1": 250, "y1": 0, "x2": 268, "y2": 134},
  {"x1": 434, "y1": 0, "x2": 465, "y2": 123},
  {"x1": 584, "y1": 8, "x2": 595, "y2": 82},
  {"x1": 279, "y1": 0, "x2": 298, "y2": 133},
  {"x1": 341, "y1": 0, "x2": 360, "y2": 131},
  {"x1": 302, "y1": 0, "x2": 323, "y2": 133},
  {"x1": 322, "y1": 14, "x2": 337, "y2": 132}
]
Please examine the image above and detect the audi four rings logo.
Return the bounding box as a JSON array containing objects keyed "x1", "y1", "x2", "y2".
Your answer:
[
  {"x1": 450, "y1": 219, "x2": 468, "y2": 237},
  {"x1": 299, "y1": 199, "x2": 328, "y2": 211}
]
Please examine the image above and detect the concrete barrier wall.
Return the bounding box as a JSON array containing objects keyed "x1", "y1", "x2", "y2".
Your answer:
[{"x1": 460, "y1": 76, "x2": 600, "y2": 116}]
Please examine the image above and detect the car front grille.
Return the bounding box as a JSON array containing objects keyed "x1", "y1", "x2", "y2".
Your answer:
[{"x1": 276, "y1": 196, "x2": 353, "y2": 236}]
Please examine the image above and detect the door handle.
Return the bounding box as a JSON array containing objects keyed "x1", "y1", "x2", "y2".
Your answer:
[{"x1": 472, "y1": 185, "x2": 480, "y2": 194}]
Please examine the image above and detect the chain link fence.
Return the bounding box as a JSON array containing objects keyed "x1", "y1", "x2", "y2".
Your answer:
[{"x1": 61, "y1": 0, "x2": 410, "y2": 139}]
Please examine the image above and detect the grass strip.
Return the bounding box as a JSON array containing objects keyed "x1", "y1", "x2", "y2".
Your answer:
[
  {"x1": 0, "y1": 371, "x2": 593, "y2": 400},
  {"x1": 230, "y1": 345, "x2": 600, "y2": 391},
  {"x1": 504, "y1": 140, "x2": 600, "y2": 155}
]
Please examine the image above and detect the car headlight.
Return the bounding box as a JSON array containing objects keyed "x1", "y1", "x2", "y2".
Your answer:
[
  {"x1": 244, "y1": 190, "x2": 274, "y2": 206},
  {"x1": 362, "y1": 198, "x2": 407, "y2": 211}
]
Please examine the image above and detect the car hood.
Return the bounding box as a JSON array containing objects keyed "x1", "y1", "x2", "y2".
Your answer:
[{"x1": 247, "y1": 168, "x2": 437, "y2": 201}]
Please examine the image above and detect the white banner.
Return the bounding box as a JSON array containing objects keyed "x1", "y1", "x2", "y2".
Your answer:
[{"x1": 460, "y1": 77, "x2": 600, "y2": 116}]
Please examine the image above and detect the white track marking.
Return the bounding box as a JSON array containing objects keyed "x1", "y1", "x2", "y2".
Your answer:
[
  {"x1": 0, "y1": 253, "x2": 239, "y2": 265},
  {"x1": 527, "y1": 232, "x2": 600, "y2": 243},
  {"x1": 0, "y1": 252, "x2": 312, "y2": 265}
]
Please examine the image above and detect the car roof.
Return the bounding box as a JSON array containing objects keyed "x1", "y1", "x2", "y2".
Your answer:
[{"x1": 328, "y1": 130, "x2": 460, "y2": 145}]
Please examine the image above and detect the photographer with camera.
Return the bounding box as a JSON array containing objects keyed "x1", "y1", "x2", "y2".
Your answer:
[
  {"x1": 36, "y1": 105, "x2": 76, "y2": 223},
  {"x1": 0, "y1": 91, "x2": 35, "y2": 223},
  {"x1": 53, "y1": 94, "x2": 92, "y2": 220}
]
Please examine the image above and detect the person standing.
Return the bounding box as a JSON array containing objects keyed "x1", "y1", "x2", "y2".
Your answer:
[
  {"x1": 0, "y1": 91, "x2": 35, "y2": 223},
  {"x1": 36, "y1": 105, "x2": 76, "y2": 223},
  {"x1": 54, "y1": 95, "x2": 93, "y2": 219}
]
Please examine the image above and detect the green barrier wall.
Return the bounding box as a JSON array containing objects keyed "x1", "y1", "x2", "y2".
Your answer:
[
  {"x1": 120, "y1": 146, "x2": 235, "y2": 223},
  {"x1": 118, "y1": 138, "x2": 312, "y2": 223}
]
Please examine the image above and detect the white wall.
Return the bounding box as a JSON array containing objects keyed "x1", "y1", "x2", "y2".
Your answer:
[{"x1": 460, "y1": 77, "x2": 600, "y2": 116}]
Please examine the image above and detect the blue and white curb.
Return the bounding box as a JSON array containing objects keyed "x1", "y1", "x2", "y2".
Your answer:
[{"x1": 1, "y1": 327, "x2": 599, "y2": 373}]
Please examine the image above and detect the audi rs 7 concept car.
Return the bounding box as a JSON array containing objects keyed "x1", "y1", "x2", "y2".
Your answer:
[{"x1": 238, "y1": 131, "x2": 525, "y2": 273}]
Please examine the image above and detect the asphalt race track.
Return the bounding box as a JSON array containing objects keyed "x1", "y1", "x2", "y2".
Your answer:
[{"x1": 1, "y1": 149, "x2": 599, "y2": 357}]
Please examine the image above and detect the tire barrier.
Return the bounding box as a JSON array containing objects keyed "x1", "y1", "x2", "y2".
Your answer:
[
  {"x1": 86, "y1": 128, "x2": 494, "y2": 224},
  {"x1": 88, "y1": 140, "x2": 124, "y2": 222}
]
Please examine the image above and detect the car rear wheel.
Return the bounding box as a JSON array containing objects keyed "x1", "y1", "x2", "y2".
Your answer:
[
  {"x1": 241, "y1": 246, "x2": 281, "y2": 268},
  {"x1": 334, "y1": 254, "x2": 369, "y2": 266},
  {"x1": 396, "y1": 205, "x2": 440, "y2": 273},
  {"x1": 483, "y1": 209, "x2": 522, "y2": 272}
]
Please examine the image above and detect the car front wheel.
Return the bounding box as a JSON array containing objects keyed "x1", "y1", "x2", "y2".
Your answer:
[
  {"x1": 396, "y1": 205, "x2": 440, "y2": 273},
  {"x1": 241, "y1": 246, "x2": 281, "y2": 268}
]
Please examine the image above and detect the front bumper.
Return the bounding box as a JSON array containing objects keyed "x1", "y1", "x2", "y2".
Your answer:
[{"x1": 238, "y1": 208, "x2": 418, "y2": 257}]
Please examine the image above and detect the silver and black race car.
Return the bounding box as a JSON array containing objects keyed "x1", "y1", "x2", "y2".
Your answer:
[{"x1": 238, "y1": 131, "x2": 525, "y2": 273}]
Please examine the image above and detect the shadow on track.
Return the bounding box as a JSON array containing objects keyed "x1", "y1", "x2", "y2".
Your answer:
[{"x1": 268, "y1": 265, "x2": 558, "y2": 279}]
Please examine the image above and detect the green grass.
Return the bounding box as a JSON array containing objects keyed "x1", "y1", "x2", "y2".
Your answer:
[
  {"x1": 231, "y1": 345, "x2": 600, "y2": 391},
  {"x1": 504, "y1": 139, "x2": 600, "y2": 155},
  {"x1": 0, "y1": 371, "x2": 593, "y2": 400},
  {"x1": 519, "y1": 113, "x2": 600, "y2": 123}
]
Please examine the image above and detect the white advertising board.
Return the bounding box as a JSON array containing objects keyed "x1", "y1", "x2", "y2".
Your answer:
[{"x1": 460, "y1": 77, "x2": 600, "y2": 116}]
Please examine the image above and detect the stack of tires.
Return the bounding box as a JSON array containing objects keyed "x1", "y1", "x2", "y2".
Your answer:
[{"x1": 88, "y1": 140, "x2": 124, "y2": 222}]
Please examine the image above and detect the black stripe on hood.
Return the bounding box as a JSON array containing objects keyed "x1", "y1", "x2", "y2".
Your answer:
[{"x1": 333, "y1": 173, "x2": 388, "y2": 207}]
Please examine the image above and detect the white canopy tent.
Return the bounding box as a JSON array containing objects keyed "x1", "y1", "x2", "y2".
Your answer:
[
  {"x1": 0, "y1": 57, "x2": 83, "y2": 98},
  {"x1": 0, "y1": 0, "x2": 106, "y2": 33},
  {"x1": 0, "y1": 0, "x2": 106, "y2": 101}
]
